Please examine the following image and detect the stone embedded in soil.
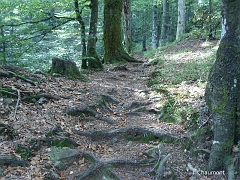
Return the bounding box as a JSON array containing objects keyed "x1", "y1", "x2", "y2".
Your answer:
[{"x1": 48, "y1": 146, "x2": 80, "y2": 170}]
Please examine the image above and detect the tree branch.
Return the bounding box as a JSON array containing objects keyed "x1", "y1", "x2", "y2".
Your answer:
[{"x1": 1, "y1": 15, "x2": 75, "y2": 28}]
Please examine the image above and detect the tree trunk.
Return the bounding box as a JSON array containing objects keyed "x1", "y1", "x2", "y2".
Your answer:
[
  {"x1": 0, "y1": 26, "x2": 6, "y2": 64},
  {"x1": 152, "y1": 0, "x2": 158, "y2": 49},
  {"x1": 74, "y1": 0, "x2": 87, "y2": 68},
  {"x1": 205, "y1": 0, "x2": 240, "y2": 171},
  {"x1": 103, "y1": 0, "x2": 137, "y2": 64},
  {"x1": 176, "y1": 0, "x2": 185, "y2": 40},
  {"x1": 123, "y1": 0, "x2": 132, "y2": 54},
  {"x1": 142, "y1": 35, "x2": 147, "y2": 52},
  {"x1": 221, "y1": 2, "x2": 226, "y2": 39},
  {"x1": 208, "y1": 0, "x2": 213, "y2": 39},
  {"x1": 160, "y1": 0, "x2": 169, "y2": 46},
  {"x1": 85, "y1": 0, "x2": 103, "y2": 69}
]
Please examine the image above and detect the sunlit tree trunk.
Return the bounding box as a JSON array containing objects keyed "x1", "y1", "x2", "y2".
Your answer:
[
  {"x1": 176, "y1": 0, "x2": 185, "y2": 40},
  {"x1": 123, "y1": 0, "x2": 132, "y2": 54},
  {"x1": 85, "y1": 0, "x2": 103, "y2": 69},
  {"x1": 152, "y1": 0, "x2": 158, "y2": 49},
  {"x1": 221, "y1": 2, "x2": 226, "y2": 39},
  {"x1": 74, "y1": 0, "x2": 87, "y2": 67},
  {"x1": 160, "y1": 0, "x2": 169, "y2": 46},
  {"x1": 205, "y1": 0, "x2": 240, "y2": 172},
  {"x1": 103, "y1": 0, "x2": 137, "y2": 63}
]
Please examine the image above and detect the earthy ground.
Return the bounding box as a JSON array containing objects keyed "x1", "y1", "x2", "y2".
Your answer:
[{"x1": 0, "y1": 39, "x2": 228, "y2": 180}]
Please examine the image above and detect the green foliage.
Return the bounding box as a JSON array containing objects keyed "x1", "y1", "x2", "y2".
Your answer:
[
  {"x1": 146, "y1": 39, "x2": 217, "y2": 125},
  {"x1": 188, "y1": 4, "x2": 221, "y2": 39},
  {"x1": 0, "y1": 87, "x2": 16, "y2": 98},
  {"x1": 30, "y1": 139, "x2": 41, "y2": 152},
  {"x1": 47, "y1": 138, "x2": 74, "y2": 148},
  {"x1": 15, "y1": 144, "x2": 32, "y2": 159}
]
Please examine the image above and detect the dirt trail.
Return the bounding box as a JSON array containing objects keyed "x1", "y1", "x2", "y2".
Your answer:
[{"x1": 1, "y1": 40, "x2": 222, "y2": 179}]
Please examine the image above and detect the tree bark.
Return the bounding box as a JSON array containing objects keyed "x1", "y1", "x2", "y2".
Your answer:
[
  {"x1": 176, "y1": 0, "x2": 185, "y2": 40},
  {"x1": 220, "y1": 2, "x2": 226, "y2": 39},
  {"x1": 0, "y1": 26, "x2": 6, "y2": 63},
  {"x1": 74, "y1": 0, "x2": 87, "y2": 67},
  {"x1": 142, "y1": 35, "x2": 147, "y2": 51},
  {"x1": 160, "y1": 0, "x2": 169, "y2": 46},
  {"x1": 103, "y1": 0, "x2": 137, "y2": 64},
  {"x1": 85, "y1": 0, "x2": 103, "y2": 69},
  {"x1": 205, "y1": 0, "x2": 240, "y2": 171},
  {"x1": 123, "y1": 0, "x2": 132, "y2": 54},
  {"x1": 152, "y1": 0, "x2": 159, "y2": 49}
]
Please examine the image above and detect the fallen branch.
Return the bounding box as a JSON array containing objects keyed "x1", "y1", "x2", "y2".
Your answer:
[
  {"x1": 148, "y1": 144, "x2": 163, "y2": 174},
  {"x1": 187, "y1": 162, "x2": 201, "y2": 178},
  {"x1": 155, "y1": 153, "x2": 171, "y2": 180},
  {"x1": 7, "y1": 70, "x2": 37, "y2": 86},
  {"x1": 193, "y1": 148, "x2": 211, "y2": 154}
]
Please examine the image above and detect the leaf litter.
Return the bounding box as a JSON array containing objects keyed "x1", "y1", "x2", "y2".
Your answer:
[{"x1": 0, "y1": 39, "x2": 226, "y2": 180}]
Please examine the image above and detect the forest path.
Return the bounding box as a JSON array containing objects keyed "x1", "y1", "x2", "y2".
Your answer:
[
  {"x1": 1, "y1": 39, "x2": 219, "y2": 179},
  {"x1": 1, "y1": 60, "x2": 187, "y2": 180}
]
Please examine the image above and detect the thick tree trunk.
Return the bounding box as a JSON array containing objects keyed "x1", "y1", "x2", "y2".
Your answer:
[
  {"x1": 123, "y1": 0, "x2": 132, "y2": 54},
  {"x1": 160, "y1": 0, "x2": 169, "y2": 46},
  {"x1": 205, "y1": 0, "x2": 240, "y2": 171},
  {"x1": 152, "y1": 0, "x2": 158, "y2": 49},
  {"x1": 103, "y1": 0, "x2": 137, "y2": 64},
  {"x1": 176, "y1": 0, "x2": 185, "y2": 40},
  {"x1": 85, "y1": 0, "x2": 103, "y2": 69}
]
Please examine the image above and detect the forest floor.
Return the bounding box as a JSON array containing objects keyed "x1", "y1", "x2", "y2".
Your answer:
[{"x1": 0, "y1": 39, "x2": 228, "y2": 180}]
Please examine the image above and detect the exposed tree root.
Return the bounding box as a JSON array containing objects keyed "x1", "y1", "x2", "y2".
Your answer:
[
  {"x1": 0, "y1": 155, "x2": 29, "y2": 167},
  {"x1": 74, "y1": 126, "x2": 183, "y2": 142},
  {"x1": 66, "y1": 106, "x2": 118, "y2": 125},
  {"x1": 75, "y1": 152, "x2": 155, "y2": 180}
]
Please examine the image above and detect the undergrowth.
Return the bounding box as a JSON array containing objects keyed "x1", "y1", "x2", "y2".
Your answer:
[{"x1": 145, "y1": 38, "x2": 218, "y2": 126}]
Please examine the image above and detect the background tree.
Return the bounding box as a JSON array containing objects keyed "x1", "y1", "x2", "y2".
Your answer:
[
  {"x1": 131, "y1": 1, "x2": 152, "y2": 51},
  {"x1": 84, "y1": 0, "x2": 103, "y2": 69},
  {"x1": 74, "y1": 0, "x2": 87, "y2": 68},
  {"x1": 205, "y1": 0, "x2": 240, "y2": 173},
  {"x1": 152, "y1": 0, "x2": 159, "y2": 49},
  {"x1": 176, "y1": 0, "x2": 185, "y2": 40},
  {"x1": 123, "y1": 0, "x2": 132, "y2": 54},
  {"x1": 160, "y1": 0, "x2": 169, "y2": 46},
  {"x1": 0, "y1": 0, "x2": 222, "y2": 70},
  {"x1": 103, "y1": 0, "x2": 136, "y2": 63}
]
